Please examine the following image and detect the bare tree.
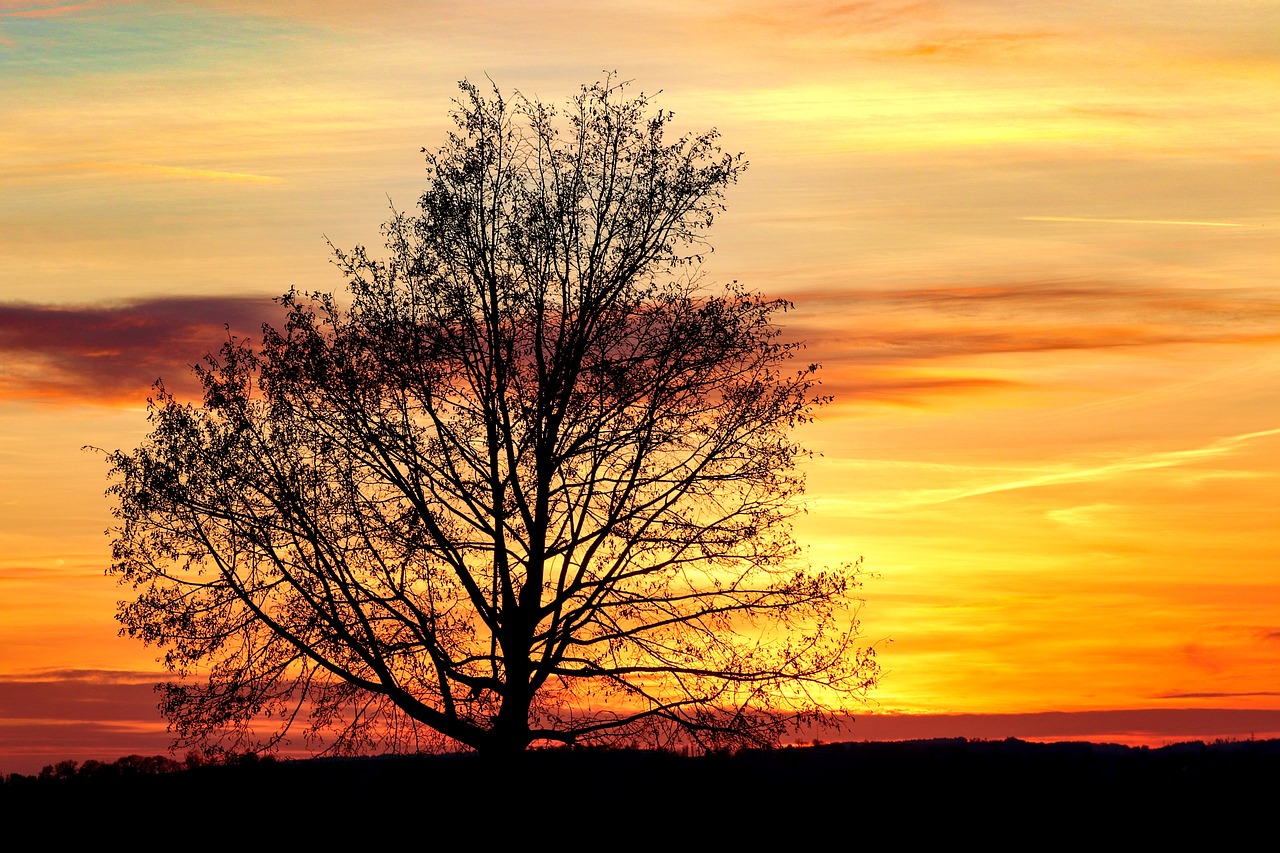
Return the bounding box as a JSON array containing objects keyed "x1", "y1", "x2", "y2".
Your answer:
[{"x1": 106, "y1": 78, "x2": 877, "y2": 757}]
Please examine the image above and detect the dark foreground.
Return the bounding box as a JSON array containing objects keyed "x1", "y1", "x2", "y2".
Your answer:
[{"x1": 5, "y1": 738, "x2": 1276, "y2": 841}]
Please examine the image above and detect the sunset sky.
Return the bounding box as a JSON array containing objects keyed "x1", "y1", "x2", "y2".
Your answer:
[{"x1": 3, "y1": 0, "x2": 1280, "y2": 774}]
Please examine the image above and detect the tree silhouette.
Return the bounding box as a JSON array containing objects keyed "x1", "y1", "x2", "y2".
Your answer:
[{"x1": 106, "y1": 77, "x2": 877, "y2": 756}]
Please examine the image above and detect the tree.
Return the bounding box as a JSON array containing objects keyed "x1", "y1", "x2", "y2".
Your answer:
[{"x1": 106, "y1": 77, "x2": 877, "y2": 757}]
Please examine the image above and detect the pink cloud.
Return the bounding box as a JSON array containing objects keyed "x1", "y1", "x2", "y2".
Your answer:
[
  {"x1": 7, "y1": 282, "x2": 1277, "y2": 411},
  {"x1": 0, "y1": 295, "x2": 283, "y2": 406}
]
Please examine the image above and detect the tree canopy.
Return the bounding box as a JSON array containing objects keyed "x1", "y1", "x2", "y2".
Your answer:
[{"x1": 106, "y1": 77, "x2": 877, "y2": 756}]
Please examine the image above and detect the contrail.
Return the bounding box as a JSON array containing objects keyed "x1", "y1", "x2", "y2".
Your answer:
[
  {"x1": 828, "y1": 426, "x2": 1280, "y2": 512},
  {"x1": 1022, "y1": 215, "x2": 1249, "y2": 228}
]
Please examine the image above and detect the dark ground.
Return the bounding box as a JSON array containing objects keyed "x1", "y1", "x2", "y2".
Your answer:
[{"x1": 5, "y1": 738, "x2": 1275, "y2": 842}]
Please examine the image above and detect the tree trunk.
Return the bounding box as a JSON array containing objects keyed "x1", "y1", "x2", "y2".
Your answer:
[{"x1": 489, "y1": 688, "x2": 532, "y2": 754}]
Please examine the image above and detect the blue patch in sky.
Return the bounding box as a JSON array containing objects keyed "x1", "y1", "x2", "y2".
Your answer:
[{"x1": 0, "y1": 3, "x2": 309, "y2": 79}]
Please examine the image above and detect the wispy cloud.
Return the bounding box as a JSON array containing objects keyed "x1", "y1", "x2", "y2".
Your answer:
[
  {"x1": 712, "y1": 0, "x2": 944, "y2": 38},
  {"x1": 70, "y1": 160, "x2": 283, "y2": 183},
  {"x1": 1044, "y1": 503, "x2": 1121, "y2": 527},
  {"x1": 44, "y1": 283, "x2": 1279, "y2": 411},
  {"x1": 0, "y1": 668, "x2": 160, "y2": 684},
  {"x1": 0, "y1": 296, "x2": 282, "y2": 405},
  {"x1": 879, "y1": 29, "x2": 1055, "y2": 61},
  {"x1": 833, "y1": 428, "x2": 1280, "y2": 512},
  {"x1": 810, "y1": 323, "x2": 1280, "y2": 365},
  {"x1": 0, "y1": 1, "x2": 312, "y2": 78},
  {"x1": 1022, "y1": 216, "x2": 1251, "y2": 228},
  {"x1": 789, "y1": 283, "x2": 1280, "y2": 320},
  {"x1": 0, "y1": 3, "x2": 92, "y2": 19},
  {"x1": 0, "y1": 668, "x2": 171, "y2": 774},
  {"x1": 1159, "y1": 691, "x2": 1280, "y2": 700},
  {"x1": 784, "y1": 282, "x2": 1280, "y2": 406},
  {"x1": 839, "y1": 708, "x2": 1280, "y2": 745},
  {"x1": 708, "y1": 0, "x2": 1056, "y2": 61},
  {"x1": 6, "y1": 161, "x2": 284, "y2": 183},
  {"x1": 0, "y1": 669, "x2": 161, "y2": 722},
  {"x1": 815, "y1": 372, "x2": 1017, "y2": 406}
]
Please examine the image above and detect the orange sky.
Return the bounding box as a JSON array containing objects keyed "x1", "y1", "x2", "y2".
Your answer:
[{"x1": 3, "y1": 0, "x2": 1280, "y2": 774}]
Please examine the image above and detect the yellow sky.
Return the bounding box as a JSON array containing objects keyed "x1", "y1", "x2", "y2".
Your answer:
[{"x1": 2, "y1": 0, "x2": 1279, "y2": 770}]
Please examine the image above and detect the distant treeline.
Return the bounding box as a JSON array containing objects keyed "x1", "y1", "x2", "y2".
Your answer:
[
  {"x1": 6, "y1": 747, "x2": 271, "y2": 785},
  {"x1": 4, "y1": 738, "x2": 1276, "y2": 840}
]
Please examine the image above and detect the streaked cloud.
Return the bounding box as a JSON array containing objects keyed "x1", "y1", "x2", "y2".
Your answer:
[
  {"x1": 28, "y1": 283, "x2": 1276, "y2": 411},
  {"x1": 0, "y1": 3, "x2": 91, "y2": 18},
  {"x1": 0, "y1": 669, "x2": 170, "y2": 774},
  {"x1": 835, "y1": 427, "x2": 1280, "y2": 512},
  {"x1": 15, "y1": 160, "x2": 283, "y2": 183},
  {"x1": 0, "y1": 296, "x2": 282, "y2": 404},
  {"x1": 815, "y1": 372, "x2": 1018, "y2": 406},
  {"x1": 877, "y1": 29, "x2": 1056, "y2": 61},
  {"x1": 788, "y1": 282, "x2": 1280, "y2": 407},
  {"x1": 0, "y1": 1, "x2": 309, "y2": 77},
  {"x1": 85, "y1": 161, "x2": 282, "y2": 182},
  {"x1": 1022, "y1": 216, "x2": 1251, "y2": 228},
  {"x1": 1044, "y1": 503, "x2": 1121, "y2": 527},
  {"x1": 838, "y1": 708, "x2": 1280, "y2": 747},
  {"x1": 1159, "y1": 691, "x2": 1280, "y2": 700},
  {"x1": 793, "y1": 282, "x2": 1280, "y2": 321},
  {"x1": 0, "y1": 667, "x2": 159, "y2": 686}
]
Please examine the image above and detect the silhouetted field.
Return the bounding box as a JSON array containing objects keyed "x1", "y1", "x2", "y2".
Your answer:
[{"x1": 5, "y1": 738, "x2": 1275, "y2": 841}]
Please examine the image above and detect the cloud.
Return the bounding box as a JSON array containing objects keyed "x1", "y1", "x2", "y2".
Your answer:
[
  {"x1": 0, "y1": 3, "x2": 92, "y2": 19},
  {"x1": 0, "y1": 668, "x2": 161, "y2": 684},
  {"x1": 716, "y1": 0, "x2": 944, "y2": 37},
  {"x1": 815, "y1": 372, "x2": 1017, "y2": 406},
  {"x1": 810, "y1": 324, "x2": 1280, "y2": 364},
  {"x1": 11, "y1": 282, "x2": 1264, "y2": 412},
  {"x1": 700, "y1": 0, "x2": 1070, "y2": 75},
  {"x1": 1159, "y1": 691, "x2": 1280, "y2": 700},
  {"x1": 842, "y1": 427, "x2": 1280, "y2": 511},
  {"x1": 1045, "y1": 503, "x2": 1120, "y2": 527},
  {"x1": 826, "y1": 708, "x2": 1280, "y2": 746},
  {"x1": 0, "y1": 669, "x2": 170, "y2": 774},
  {"x1": 879, "y1": 29, "x2": 1056, "y2": 61},
  {"x1": 790, "y1": 282, "x2": 1280, "y2": 327},
  {"x1": 57, "y1": 161, "x2": 283, "y2": 183},
  {"x1": 1022, "y1": 215, "x2": 1250, "y2": 228},
  {"x1": 0, "y1": 295, "x2": 283, "y2": 405},
  {"x1": 781, "y1": 282, "x2": 1280, "y2": 407},
  {"x1": 0, "y1": 670, "x2": 160, "y2": 724},
  {"x1": 0, "y1": 1, "x2": 314, "y2": 80}
]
